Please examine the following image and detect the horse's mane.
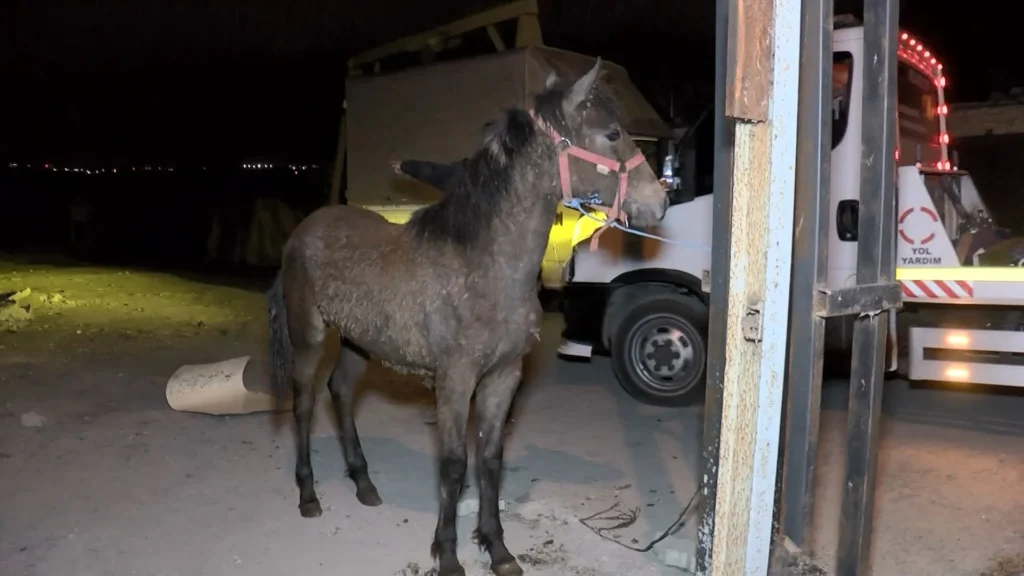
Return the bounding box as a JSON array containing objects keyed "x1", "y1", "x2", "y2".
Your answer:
[{"x1": 405, "y1": 88, "x2": 575, "y2": 249}]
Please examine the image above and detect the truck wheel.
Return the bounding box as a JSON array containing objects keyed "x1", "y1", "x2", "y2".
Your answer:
[{"x1": 611, "y1": 293, "x2": 708, "y2": 407}]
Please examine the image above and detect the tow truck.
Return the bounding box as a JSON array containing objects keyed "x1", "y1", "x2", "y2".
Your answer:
[{"x1": 557, "y1": 16, "x2": 1024, "y2": 406}]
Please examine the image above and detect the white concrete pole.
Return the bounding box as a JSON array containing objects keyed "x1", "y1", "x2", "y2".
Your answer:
[{"x1": 702, "y1": 0, "x2": 802, "y2": 573}]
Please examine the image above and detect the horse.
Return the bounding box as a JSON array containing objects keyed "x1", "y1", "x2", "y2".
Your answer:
[{"x1": 266, "y1": 58, "x2": 668, "y2": 576}]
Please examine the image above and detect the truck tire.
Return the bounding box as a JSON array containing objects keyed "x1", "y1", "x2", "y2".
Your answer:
[{"x1": 610, "y1": 293, "x2": 708, "y2": 407}]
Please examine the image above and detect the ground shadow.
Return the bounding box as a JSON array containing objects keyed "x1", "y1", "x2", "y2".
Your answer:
[
  {"x1": 601, "y1": 363, "x2": 703, "y2": 576},
  {"x1": 821, "y1": 377, "x2": 1024, "y2": 438},
  {"x1": 523, "y1": 314, "x2": 703, "y2": 572},
  {"x1": 306, "y1": 433, "x2": 626, "y2": 548}
]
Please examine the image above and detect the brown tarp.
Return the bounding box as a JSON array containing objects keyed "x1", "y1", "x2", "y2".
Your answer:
[{"x1": 345, "y1": 46, "x2": 671, "y2": 207}]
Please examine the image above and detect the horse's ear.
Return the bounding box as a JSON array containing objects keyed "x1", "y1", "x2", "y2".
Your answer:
[
  {"x1": 545, "y1": 71, "x2": 558, "y2": 90},
  {"x1": 564, "y1": 57, "x2": 601, "y2": 112}
]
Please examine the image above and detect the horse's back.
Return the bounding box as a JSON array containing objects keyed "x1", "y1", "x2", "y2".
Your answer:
[
  {"x1": 291, "y1": 204, "x2": 391, "y2": 238},
  {"x1": 284, "y1": 205, "x2": 394, "y2": 258}
]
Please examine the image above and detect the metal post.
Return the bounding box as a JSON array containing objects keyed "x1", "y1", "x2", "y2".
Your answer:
[
  {"x1": 780, "y1": 0, "x2": 833, "y2": 548},
  {"x1": 837, "y1": 0, "x2": 900, "y2": 574},
  {"x1": 696, "y1": 0, "x2": 802, "y2": 572},
  {"x1": 695, "y1": 0, "x2": 734, "y2": 569},
  {"x1": 328, "y1": 113, "x2": 347, "y2": 205}
]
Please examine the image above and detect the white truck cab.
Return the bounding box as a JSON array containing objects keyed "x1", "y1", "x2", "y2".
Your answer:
[{"x1": 557, "y1": 18, "x2": 1024, "y2": 406}]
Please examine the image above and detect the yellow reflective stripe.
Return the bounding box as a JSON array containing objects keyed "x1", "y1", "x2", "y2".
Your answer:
[{"x1": 896, "y1": 267, "x2": 1024, "y2": 282}]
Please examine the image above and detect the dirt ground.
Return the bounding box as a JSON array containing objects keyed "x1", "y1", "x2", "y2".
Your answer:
[{"x1": 1, "y1": 256, "x2": 1022, "y2": 576}]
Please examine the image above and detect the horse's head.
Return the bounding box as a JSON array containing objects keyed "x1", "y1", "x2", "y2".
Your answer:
[{"x1": 533, "y1": 59, "x2": 668, "y2": 228}]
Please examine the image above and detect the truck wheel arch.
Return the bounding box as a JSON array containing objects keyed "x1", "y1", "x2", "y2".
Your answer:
[{"x1": 602, "y1": 269, "x2": 709, "y2": 348}]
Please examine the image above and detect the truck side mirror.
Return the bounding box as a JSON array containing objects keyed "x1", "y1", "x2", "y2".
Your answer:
[{"x1": 657, "y1": 138, "x2": 677, "y2": 183}]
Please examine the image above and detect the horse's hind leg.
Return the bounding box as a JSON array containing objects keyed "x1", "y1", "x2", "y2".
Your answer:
[
  {"x1": 292, "y1": 341, "x2": 326, "y2": 518},
  {"x1": 284, "y1": 280, "x2": 328, "y2": 519},
  {"x1": 285, "y1": 340, "x2": 325, "y2": 518},
  {"x1": 327, "y1": 342, "x2": 382, "y2": 507},
  {"x1": 473, "y1": 361, "x2": 524, "y2": 576}
]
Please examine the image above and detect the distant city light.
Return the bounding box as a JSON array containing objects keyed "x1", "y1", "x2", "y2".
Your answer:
[
  {"x1": 5, "y1": 162, "x2": 320, "y2": 174},
  {"x1": 240, "y1": 162, "x2": 316, "y2": 173}
]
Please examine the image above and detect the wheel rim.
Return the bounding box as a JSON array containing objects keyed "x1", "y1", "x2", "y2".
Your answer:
[{"x1": 627, "y1": 313, "x2": 702, "y2": 396}]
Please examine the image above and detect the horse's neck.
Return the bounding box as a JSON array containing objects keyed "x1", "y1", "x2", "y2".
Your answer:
[{"x1": 475, "y1": 165, "x2": 559, "y2": 289}]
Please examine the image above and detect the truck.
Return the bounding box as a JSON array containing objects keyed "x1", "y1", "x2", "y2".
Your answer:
[
  {"x1": 557, "y1": 16, "x2": 1024, "y2": 406},
  {"x1": 329, "y1": 0, "x2": 674, "y2": 290}
]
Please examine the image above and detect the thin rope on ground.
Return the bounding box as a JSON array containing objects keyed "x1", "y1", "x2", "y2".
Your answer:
[{"x1": 578, "y1": 482, "x2": 702, "y2": 555}]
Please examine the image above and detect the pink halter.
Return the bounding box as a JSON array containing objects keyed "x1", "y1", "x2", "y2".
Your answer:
[{"x1": 530, "y1": 111, "x2": 648, "y2": 251}]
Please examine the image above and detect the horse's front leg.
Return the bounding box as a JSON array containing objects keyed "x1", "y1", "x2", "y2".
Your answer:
[
  {"x1": 431, "y1": 363, "x2": 476, "y2": 576},
  {"x1": 473, "y1": 361, "x2": 524, "y2": 576}
]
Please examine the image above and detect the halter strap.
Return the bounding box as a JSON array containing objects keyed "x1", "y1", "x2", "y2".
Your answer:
[{"x1": 529, "y1": 111, "x2": 648, "y2": 251}]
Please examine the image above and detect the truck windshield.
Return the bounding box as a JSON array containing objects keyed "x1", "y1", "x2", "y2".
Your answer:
[{"x1": 832, "y1": 51, "x2": 854, "y2": 149}]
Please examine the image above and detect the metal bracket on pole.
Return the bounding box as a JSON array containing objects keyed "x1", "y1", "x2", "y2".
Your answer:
[
  {"x1": 814, "y1": 283, "x2": 902, "y2": 319},
  {"x1": 742, "y1": 303, "x2": 764, "y2": 342}
]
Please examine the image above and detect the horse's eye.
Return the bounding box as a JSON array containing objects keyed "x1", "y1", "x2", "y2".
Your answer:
[{"x1": 605, "y1": 129, "x2": 621, "y2": 142}]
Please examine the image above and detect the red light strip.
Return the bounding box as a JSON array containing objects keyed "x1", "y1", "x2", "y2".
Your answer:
[{"x1": 897, "y1": 30, "x2": 952, "y2": 170}]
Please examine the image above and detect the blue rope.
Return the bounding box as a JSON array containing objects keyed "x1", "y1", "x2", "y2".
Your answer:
[{"x1": 562, "y1": 197, "x2": 713, "y2": 252}]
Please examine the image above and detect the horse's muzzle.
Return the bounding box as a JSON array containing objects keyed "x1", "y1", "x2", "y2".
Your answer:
[{"x1": 622, "y1": 192, "x2": 668, "y2": 228}]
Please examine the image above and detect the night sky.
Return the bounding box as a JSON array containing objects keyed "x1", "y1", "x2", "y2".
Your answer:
[{"x1": 2, "y1": 0, "x2": 1019, "y2": 165}]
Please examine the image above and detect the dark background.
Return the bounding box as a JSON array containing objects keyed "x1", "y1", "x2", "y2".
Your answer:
[
  {"x1": 3, "y1": 0, "x2": 1018, "y2": 164},
  {"x1": 1, "y1": 0, "x2": 1020, "y2": 266}
]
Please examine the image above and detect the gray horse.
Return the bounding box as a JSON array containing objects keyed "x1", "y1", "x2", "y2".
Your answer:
[{"x1": 266, "y1": 59, "x2": 667, "y2": 576}]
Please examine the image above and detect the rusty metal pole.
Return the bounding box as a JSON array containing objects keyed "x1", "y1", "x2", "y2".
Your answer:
[
  {"x1": 836, "y1": 0, "x2": 900, "y2": 573},
  {"x1": 696, "y1": 0, "x2": 802, "y2": 572},
  {"x1": 780, "y1": 0, "x2": 833, "y2": 548},
  {"x1": 695, "y1": 0, "x2": 734, "y2": 568}
]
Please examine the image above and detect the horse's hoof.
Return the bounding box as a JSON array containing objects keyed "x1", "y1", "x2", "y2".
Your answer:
[
  {"x1": 299, "y1": 500, "x2": 323, "y2": 518},
  {"x1": 491, "y1": 557, "x2": 524, "y2": 573},
  {"x1": 491, "y1": 559, "x2": 524, "y2": 576},
  {"x1": 356, "y1": 485, "x2": 383, "y2": 507}
]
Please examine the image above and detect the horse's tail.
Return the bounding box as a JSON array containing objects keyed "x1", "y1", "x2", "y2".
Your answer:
[{"x1": 267, "y1": 272, "x2": 292, "y2": 403}]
